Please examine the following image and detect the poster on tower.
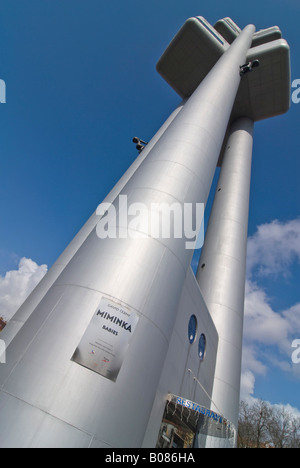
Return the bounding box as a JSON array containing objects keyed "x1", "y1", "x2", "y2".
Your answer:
[{"x1": 71, "y1": 297, "x2": 139, "y2": 381}]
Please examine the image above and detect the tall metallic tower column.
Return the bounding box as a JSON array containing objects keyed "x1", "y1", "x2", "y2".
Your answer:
[
  {"x1": 196, "y1": 117, "x2": 254, "y2": 435},
  {"x1": 153, "y1": 15, "x2": 290, "y2": 448},
  {"x1": 1, "y1": 103, "x2": 184, "y2": 349},
  {"x1": 0, "y1": 26, "x2": 255, "y2": 448}
]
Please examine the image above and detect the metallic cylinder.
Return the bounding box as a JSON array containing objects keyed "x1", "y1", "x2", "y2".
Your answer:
[
  {"x1": 0, "y1": 26, "x2": 255, "y2": 448},
  {"x1": 1, "y1": 103, "x2": 185, "y2": 349},
  {"x1": 196, "y1": 117, "x2": 254, "y2": 434}
]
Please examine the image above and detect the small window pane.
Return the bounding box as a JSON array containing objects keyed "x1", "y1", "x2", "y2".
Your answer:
[
  {"x1": 188, "y1": 315, "x2": 197, "y2": 344},
  {"x1": 198, "y1": 334, "x2": 206, "y2": 361}
]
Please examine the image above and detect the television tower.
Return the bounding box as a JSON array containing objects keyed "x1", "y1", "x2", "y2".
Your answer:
[{"x1": 0, "y1": 17, "x2": 290, "y2": 448}]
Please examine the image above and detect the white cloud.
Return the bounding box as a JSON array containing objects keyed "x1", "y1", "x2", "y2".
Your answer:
[
  {"x1": 244, "y1": 279, "x2": 290, "y2": 345},
  {"x1": 0, "y1": 257, "x2": 47, "y2": 322},
  {"x1": 246, "y1": 218, "x2": 300, "y2": 278},
  {"x1": 283, "y1": 303, "x2": 300, "y2": 335},
  {"x1": 240, "y1": 370, "x2": 256, "y2": 402},
  {"x1": 242, "y1": 218, "x2": 300, "y2": 402},
  {"x1": 241, "y1": 341, "x2": 267, "y2": 376}
]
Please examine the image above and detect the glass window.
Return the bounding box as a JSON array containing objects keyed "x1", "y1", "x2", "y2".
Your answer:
[
  {"x1": 188, "y1": 315, "x2": 197, "y2": 344},
  {"x1": 198, "y1": 334, "x2": 206, "y2": 361}
]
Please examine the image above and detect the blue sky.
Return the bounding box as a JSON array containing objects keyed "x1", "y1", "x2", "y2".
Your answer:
[{"x1": 0, "y1": 0, "x2": 300, "y2": 415}]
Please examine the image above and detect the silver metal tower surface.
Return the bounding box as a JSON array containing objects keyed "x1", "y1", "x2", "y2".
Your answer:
[
  {"x1": 196, "y1": 117, "x2": 254, "y2": 433},
  {"x1": 0, "y1": 16, "x2": 291, "y2": 448},
  {"x1": 0, "y1": 102, "x2": 185, "y2": 350}
]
